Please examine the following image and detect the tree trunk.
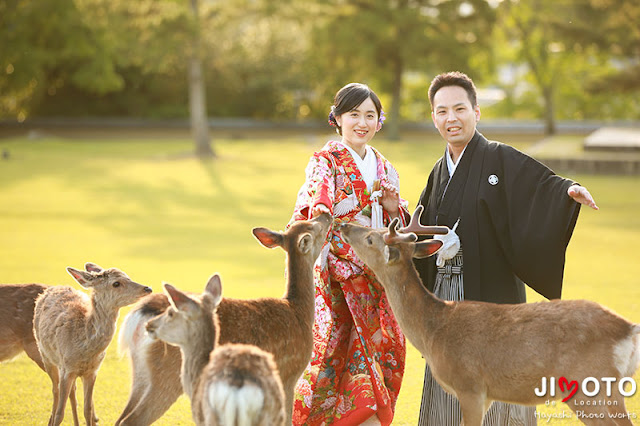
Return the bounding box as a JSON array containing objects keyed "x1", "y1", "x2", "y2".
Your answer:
[
  {"x1": 189, "y1": 0, "x2": 214, "y2": 158},
  {"x1": 542, "y1": 84, "x2": 556, "y2": 136},
  {"x1": 386, "y1": 54, "x2": 403, "y2": 141}
]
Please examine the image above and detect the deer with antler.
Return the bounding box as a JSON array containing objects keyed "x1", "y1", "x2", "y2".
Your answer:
[{"x1": 340, "y1": 207, "x2": 640, "y2": 426}]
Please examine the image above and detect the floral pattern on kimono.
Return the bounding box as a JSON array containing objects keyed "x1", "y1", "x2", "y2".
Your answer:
[{"x1": 290, "y1": 140, "x2": 409, "y2": 426}]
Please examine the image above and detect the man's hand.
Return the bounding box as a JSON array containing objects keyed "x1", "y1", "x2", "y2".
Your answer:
[{"x1": 568, "y1": 184, "x2": 599, "y2": 210}]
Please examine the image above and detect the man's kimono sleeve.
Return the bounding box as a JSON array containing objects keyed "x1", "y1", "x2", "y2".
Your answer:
[{"x1": 484, "y1": 145, "x2": 581, "y2": 299}]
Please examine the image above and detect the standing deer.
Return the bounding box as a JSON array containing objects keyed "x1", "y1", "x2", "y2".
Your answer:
[
  {"x1": 0, "y1": 283, "x2": 86, "y2": 424},
  {"x1": 33, "y1": 262, "x2": 152, "y2": 426},
  {"x1": 116, "y1": 213, "x2": 332, "y2": 425},
  {"x1": 340, "y1": 207, "x2": 640, "y2": 426},
  {"x1": 145, "y1": 275, "x2": 286, "y2": 426}
]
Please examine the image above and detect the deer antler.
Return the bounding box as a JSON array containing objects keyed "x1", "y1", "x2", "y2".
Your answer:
[
  {"x1": 383, "y1": 218, "x2": 419, "y2": 245},
  {"x1": 399, "y1": 205, "x2": 449, "y2": 235}
]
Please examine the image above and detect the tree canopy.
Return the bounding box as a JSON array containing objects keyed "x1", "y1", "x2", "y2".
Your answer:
[{"x1": 1, "y1": 0, "x2": 639, "y2": 134}]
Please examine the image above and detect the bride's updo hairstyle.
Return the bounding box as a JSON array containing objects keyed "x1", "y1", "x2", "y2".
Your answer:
[{"x1": 327, "y1": 83, "x2": 383, "y2": 136}]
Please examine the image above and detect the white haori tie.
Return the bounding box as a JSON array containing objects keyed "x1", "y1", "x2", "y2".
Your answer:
[
  {"x1": 370, "y1": 187, "x2": 384, "y2": 229},
  {"x1": 434, "y1": 219, "x2": 460, "y2": 267}
]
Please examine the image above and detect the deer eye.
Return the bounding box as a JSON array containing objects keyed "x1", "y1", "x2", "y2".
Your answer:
[
  {"x1": 112, "y1": 281, "x2": 120, "y2": 288},
  {"x1": 366, "y1": 236, "x2": 373, "y2": 245},
  {"x1": 168, "y1": 310, "x2": 175, "y2": 317}
]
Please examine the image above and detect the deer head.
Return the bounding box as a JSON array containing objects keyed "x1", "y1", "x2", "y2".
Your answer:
[
  {"x1": 67, "y1": 263, "x2": 152, "y2": 308},
  {"x1": 145, "y1": 274, "x2": 222, "y2": 348},
  {"x1": 339, "y1": 208, "x2": 443, "y2": 283},
  {"x1": 252, "y1": 213, "x2": 332, "y2": 262}
]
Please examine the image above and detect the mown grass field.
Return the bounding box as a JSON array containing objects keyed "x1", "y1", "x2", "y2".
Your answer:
[{"x1": 0, "y1": 130, "x2": 638, "y2": 425}]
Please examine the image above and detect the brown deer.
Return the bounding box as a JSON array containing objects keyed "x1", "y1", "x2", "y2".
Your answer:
[
  {"x1": 145, "y1": 275, "x2": 286, "y2": 425},
  {"x1": 0, "y1": 283, "x2": 85, "y2": 425},
  {"x1": 340, "y1": 207, "x2": 640, "y2": 426},
  {"x1": 0, "y1": 262, "x2": 117, "y2": 424},
  {"x1": 33, "y1": 262, "x2": 152, "y2": 426},
  {"x1": 116, "y1": 213, "x2": 332, "y2": 425},
  {"x1": 0, "y1": 283, "x2": 48, "y2": 369}
]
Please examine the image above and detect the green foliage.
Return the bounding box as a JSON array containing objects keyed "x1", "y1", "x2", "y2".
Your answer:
[
  {"x1": 297, "y1": 0, "x2": 497, "y2": 137},
  {"x1": 0, "y1": 134, "x2": 638, "y2": 424},
  {"x1": 1, "y1": 0, "x2": 640, "y2": 123}
]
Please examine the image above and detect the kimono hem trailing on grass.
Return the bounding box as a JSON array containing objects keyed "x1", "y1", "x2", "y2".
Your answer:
[{"x1": 290, "y1": 140, "x2": 409, "y2": 425}]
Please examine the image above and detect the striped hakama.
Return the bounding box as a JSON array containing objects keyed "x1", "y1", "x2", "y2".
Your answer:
[{"x1": 417, "y1": 249, "x2": 537, "y2": 426}]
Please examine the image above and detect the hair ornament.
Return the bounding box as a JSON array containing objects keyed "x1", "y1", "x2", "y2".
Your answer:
[{"x1": 328, "y1": 106, "x2": 340, "y2": 129}]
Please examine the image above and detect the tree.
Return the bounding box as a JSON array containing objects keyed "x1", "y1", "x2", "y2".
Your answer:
[
  {"x1": 299, "y1": 0, "x2": 496, "y2": 139},
  {"x1": 0, "y1": 0, "x2": 124, "y2": 119},
  {"x1": 188, "y1": 0, "x2": 214, "y2": 157},
  {"x1": 495, "y1": 0, "x2": 578, "y2": 135},
  {"x1": 554, "y1": 0, "x2": 640, "y2": 95}
]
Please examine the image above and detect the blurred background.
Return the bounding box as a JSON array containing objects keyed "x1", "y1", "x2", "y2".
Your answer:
[{"x1": 1, "y1": 0, "x2": 639, "y2": 150}]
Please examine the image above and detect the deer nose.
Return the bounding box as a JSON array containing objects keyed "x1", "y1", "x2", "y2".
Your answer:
[{"x1": 143, "y1": 286, "x2": 152, "y2": 293}]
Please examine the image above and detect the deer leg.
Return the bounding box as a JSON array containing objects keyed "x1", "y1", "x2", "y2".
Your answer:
[
  {"x1": 23, "y1": 339, "x2": 46, "y2": 371},
  {"x1": 82, "y1": 372, "x2": 98, "y2": 426},
  {"x1": 606, "y1": 396, "x2": 634, "y2": 426},
  {"x1": 69, "y1": 383, "x2": 80, "y2": 426},
  {"x1": 282, "y1": 378, "x2": 296, "y2": 426},
  {"x1": 115, "y1": 377, "x2": 148, "y2": 426},
  {"x1": 43, "y1": 360, "x2": 59, "y2": 426},
  {"x1": 117, "y1": 367, "x2": 182, "y2": 425},
  {"x1": 457, "y1": 393, "x2": 487, "y2": 426},
  {"x1": 53, "y1": 371, "x2": 76, "y2": 426}
]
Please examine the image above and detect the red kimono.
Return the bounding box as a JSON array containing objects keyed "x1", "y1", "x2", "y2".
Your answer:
[{"x1": 290, "y1": 141, "x2": 408, "y2": 425}]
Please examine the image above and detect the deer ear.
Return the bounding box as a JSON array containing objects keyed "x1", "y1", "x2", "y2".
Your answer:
[
  {"x1": 164, "y1": 283, "x2": 197, "y2": 313},
  {"x1": 413, "y1": 240, "x2": 443, "y2": 259},
  {"x1": 84, "y1": 262, "x2": 103, "y2": 273},
  {"x1": 203, "y1": 274, "x2": 223, "y2": 309},
  {"x1": 384, "y1": 245, "x2": 401, "y2": 264},
  {"x1": 253, "y1": 227, "x2": 284, "y2": 249},
  {"x1": 67, "y1": 267, "x2": 94, "y2": 288},
  {"x1": 298, "y1": 233, "x2": 313, "y2": 254}
]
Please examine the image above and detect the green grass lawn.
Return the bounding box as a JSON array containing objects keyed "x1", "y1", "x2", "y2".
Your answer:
[{"x1": 0, "y1": 132, "x2": 638, "y2": 425}]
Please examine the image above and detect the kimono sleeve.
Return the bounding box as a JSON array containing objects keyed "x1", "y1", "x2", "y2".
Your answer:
[
  {"x1": 489, "y1": 146, "x2": 581, "y2": 299},
  {"x1": 290, "y1": 150, "x2": 336, "y2": 222}
]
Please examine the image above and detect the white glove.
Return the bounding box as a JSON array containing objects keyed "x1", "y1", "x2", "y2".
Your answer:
[{"x1": 433, "y1": 220, "x2": 460, "y2": 267}]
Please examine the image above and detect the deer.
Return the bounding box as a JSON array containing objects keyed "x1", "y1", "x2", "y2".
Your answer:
[
  {"x1": 0, "y1": 282, "x2": 87, "y2": 424},
  {"x1": 0, "y1": 283, "x2": 48, "y2": 369},
  {"x1": 0, "y1": 262, "x2": 122, "y2": 424},
  {"x1": 116, "y1": 213, "x2": 332, "y2": 425},
  {"x1": 33, "y1": 262, "x2": 152, "y2": 426},
  {"x1": 339, "y1": 206, "x2": 640, "y2": 426},
  {"x1": 145, "y1": 275, "x2": 286, "y2": 425}
]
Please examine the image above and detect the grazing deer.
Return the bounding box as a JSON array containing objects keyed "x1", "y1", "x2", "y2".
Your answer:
[
  {"x1": 116, "y1": 213, "x2": 332, "y2": 425},
  {"x1": 146, "y1": 276, "x2": 286, "y2": 426},
  {"x1": 33, "y1": 262, "x2": 152, "y2": 426},
  {"x1": 340, "y1": 207, "x2": 640, "y2": 426}
]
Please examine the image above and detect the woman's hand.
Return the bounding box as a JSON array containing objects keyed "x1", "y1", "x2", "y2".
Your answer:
[
  {"x1": 311, "y1": 203, "x2": 331, "y2": 218},
  {"x1": 380, "y1": 183, "x2": 400, "y2": 219}
]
